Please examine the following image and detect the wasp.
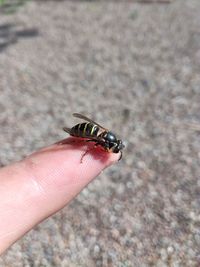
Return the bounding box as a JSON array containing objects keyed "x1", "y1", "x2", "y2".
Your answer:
[{"x1": 63, "y1": 113, "x2": 125, "y2": 161}]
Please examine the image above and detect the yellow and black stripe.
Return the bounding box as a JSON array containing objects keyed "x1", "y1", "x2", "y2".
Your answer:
[{"x1": 71, "y1": 123, "x2": 99, "y2": 137}]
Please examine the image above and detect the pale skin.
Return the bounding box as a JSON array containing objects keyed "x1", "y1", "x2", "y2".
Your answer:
[{"x1": 0, "y1": 138, "x2": 120, "y2": 254}]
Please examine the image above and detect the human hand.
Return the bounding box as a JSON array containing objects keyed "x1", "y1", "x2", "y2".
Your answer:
[{"x1": 0, "y1": 138, "x2": 119, "y2": 254}]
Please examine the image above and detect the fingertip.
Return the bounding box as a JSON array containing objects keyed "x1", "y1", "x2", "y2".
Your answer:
[{"x1": 22, "y1": 138, "x2": 119, "y2": 193}]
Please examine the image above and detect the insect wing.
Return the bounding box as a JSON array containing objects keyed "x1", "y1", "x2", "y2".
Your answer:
[
  {"x1": 73, "y1": 113, "x2": 107, "y2": 131},
  {"x1": 63, "y1": 127, "x2": 71, "y2": 134}
]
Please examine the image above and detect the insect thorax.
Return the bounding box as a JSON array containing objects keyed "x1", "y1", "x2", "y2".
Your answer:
[{"x1": 100, "y1": 131, "x2": 117, "y2": 142}]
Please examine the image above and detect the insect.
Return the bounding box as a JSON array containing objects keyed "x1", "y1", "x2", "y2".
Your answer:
[{"x1": 63, "y1": 113, "x2": 125, "y2": 161}]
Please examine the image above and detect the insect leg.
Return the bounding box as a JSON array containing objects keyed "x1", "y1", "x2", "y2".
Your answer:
[
  {"x1": 80, "y1": 141, "x2": 102, "y2": 163},
  {"x1": 118, "y1": 151, "x2": 122, "y2": 161}
]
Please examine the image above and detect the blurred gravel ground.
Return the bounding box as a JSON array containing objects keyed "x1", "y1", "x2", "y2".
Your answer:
[{"x1": 0, "y1": 0, "x2": 200, "y2": 266}]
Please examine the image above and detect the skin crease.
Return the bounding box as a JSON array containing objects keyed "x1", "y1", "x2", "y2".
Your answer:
[{"x1": 0, "y1": 138, "x2": 120, "y2": 254}]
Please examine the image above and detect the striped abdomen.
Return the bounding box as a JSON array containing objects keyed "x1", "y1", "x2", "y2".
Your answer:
[{"x1": 70, "y1": 123, "x2": 99, "y2": 138}]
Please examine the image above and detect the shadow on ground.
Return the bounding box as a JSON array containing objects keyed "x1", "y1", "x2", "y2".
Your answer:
[
  {"x1": 0, "y1": 0, "x2": 29, "y2": 14},
  {"x1": 0, "y1": 23, "x2": 39, "y2": 52}
]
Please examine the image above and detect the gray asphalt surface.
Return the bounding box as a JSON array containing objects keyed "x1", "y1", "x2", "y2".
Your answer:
[{"x1": 0, "y1": 0, "x2": 200, "y2": 266}]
